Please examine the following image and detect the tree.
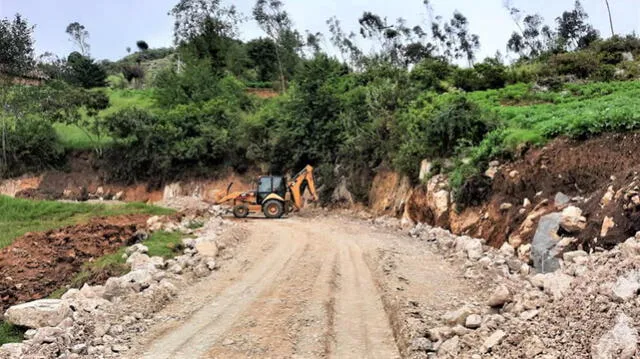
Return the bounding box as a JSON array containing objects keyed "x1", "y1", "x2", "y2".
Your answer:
[
  {"x1": 66, "y1": 22, "x2": 90, "y2": 56},
  {"x1": 136, "y1": 40, "x2": 149, "y2": 51},
  {"x1": 253, "y1": 0, "x2": 300, "y2": 92},
  {"x1": 66, "y1": 52, "x2": 107, "y2": 88},
  {"x1": 327, "y1": 16, "x2": 362, "y2": 67},
  {"x1": 0, "y1": 14, "x2": 35, "y2": 76},
  {"x1": 170, "y1": 0, "x2": 240, "y2": 44},
  {"x1": 504, "y1": 3, "x2": 555, "y2": 58},
  {"x1": 170, "y1": 0, "x2": 242, "y2": 75},
  {"x1": 556, "y1": 1, "x2": 599, "y2": 50},
  {"x1": 246, "y1": 38, "x2": 278, "y2": 82},
  {"x1": 445, "y1": 12, "x2": 480, "y2": 66},
  {"x1": 604, "y1": 0, "x2": 614, "y2": 37}
]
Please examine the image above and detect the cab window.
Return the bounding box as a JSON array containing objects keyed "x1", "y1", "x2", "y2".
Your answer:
[
  {"x1": 259, "y1": 177, "x2": 272, "y2": 193},
  {"x1": 272, "y1": 177, "x2": 283, "y2": 193}
]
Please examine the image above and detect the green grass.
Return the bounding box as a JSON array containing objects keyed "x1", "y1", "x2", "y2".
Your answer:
[
  {"x1": 55, "y1": 88, "x2": 155, "y2": 150},
  {"x1": 145, "y1": 231, "x2": 186, "y2": 259},
  {"x1": 0, "y1": 321, "x2": 26, "y2": 346},
  {"x1": 0, "y1": 196, "x2": 174, "y2": 249}
]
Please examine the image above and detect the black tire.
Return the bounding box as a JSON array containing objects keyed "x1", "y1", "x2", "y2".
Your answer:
[
  {"x1": 263, "y1": 200, "x2": 284, "y2": 219},
  {"x1": 233, "y1": 205, "x2": 249, "y2": 218}
]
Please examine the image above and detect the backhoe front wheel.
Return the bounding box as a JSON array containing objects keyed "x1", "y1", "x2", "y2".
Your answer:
[
  {"x1": 263, "y1": 200, "x2": 284, "y2": 219},
  {"x1": 233, "y1": 205, "x2": 249, "y2": 218}
]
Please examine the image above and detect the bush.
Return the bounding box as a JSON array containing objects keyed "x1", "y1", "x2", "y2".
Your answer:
[
  {"x1": 410, "y1": 58, "x2": 451, "y2": 92},
  {"x1": 395, "y1": 95, "x2": 498, "y2": 180},
  {"x1": 545, "y1": 51, "x2": 600, "y2": 79},
  {"x1": 0, "y1": 117, "x2": 65, "y2": 178},
  {"x1": 453, "y1": 59, "x2": 507, "y2": 92},
  {"x1": 107, "y1": 74, "x2": 127, "y2": 89},
  {"x1": 102, "y1": 100, "x2": 241, "y2": 183}
]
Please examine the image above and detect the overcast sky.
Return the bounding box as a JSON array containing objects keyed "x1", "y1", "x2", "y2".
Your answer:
[{"x1": 1, "y1": 0, "x2": 639, "y2": 62}]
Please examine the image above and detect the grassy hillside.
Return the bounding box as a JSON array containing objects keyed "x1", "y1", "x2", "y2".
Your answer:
[
  {"x1": 55, "y1": 88, "x2": 156, "y2": 149},
  {"x1": 443, "y1": 80, "x2": 640, "y2": 198},
  {"x1": 0, "y1": 195, "x2": 173, "y2": 248}
]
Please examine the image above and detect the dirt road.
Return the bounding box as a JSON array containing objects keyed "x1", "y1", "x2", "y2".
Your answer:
[{"x1": 127, "y1": 216, "x2": 479, "y2": 359}]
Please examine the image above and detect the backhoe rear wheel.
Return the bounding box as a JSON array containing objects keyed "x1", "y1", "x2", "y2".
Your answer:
[
  {"x1": 233, "y1": 205, "x2": 249, "y2": 218},
  {"x1": 263, "y1": 200, "x2": 284, "y2": 219}
]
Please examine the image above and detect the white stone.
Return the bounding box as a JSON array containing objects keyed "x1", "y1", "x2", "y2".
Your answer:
[
  {"x1": 487, "y1": 285, "x2": 512, "y2": 307},
  {"x1": 482, "y1": 330, "x2": 506, "y2": 353},
  {"x1": 543, "y1": 273, "x2": 573, "y2": 300},
  {"x1": 4, "y1": 299, "x2": 71, "y2": 329},
  {"x1": 560, "y1": 206, "x2": 587, "y2": 233},
  {"x1": 592, "y1": 313, "x2": 638, "y2": 359},
  {"x1": 465, "y1": 314, "x2": 482, "y2": 329}
]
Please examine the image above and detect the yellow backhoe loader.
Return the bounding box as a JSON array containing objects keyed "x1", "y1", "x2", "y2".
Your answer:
[{"x1": 215, "y1": 165, "x2": 318, "y2": 219}]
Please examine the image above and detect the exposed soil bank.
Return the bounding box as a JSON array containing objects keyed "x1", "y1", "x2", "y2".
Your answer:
[
  {"x1": 0, "y1": 215, "x2": 148, "y2": 313},
  {"x1": 366, "y1": 133, "x2": 640, "y2": 252}
]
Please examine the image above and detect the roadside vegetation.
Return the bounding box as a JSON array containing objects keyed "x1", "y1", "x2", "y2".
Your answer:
[
  {"x1": 1, "y1": 0, "x2": 639, "y2": 208},
  {"x1": 0, "y1": 196, "x2": 173, "y2": 248}
]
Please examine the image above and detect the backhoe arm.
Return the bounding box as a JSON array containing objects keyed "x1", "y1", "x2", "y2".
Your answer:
[{"x1": 289, "y1": 165, "x2": 318, "y2": 211}]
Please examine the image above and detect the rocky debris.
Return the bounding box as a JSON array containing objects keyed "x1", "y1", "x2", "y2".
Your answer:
[
  {"x1": 560, "y1": 206, "x2": 587, "y2": 233},
  {"x1": 482, "y1": 330, "x2": 506, "y2": 353},
  {"x1": 612, "y1": 270, "x2": 640, "y2": 301},
  {"x1": 487, "y1": 285, "x2": 512, "y2": 307},
  {"x1": 601, "y1": 216, "x2": 615, "y2": 237},
  {"x1": 464, "y1": 314, "x2": 482, "y2": 329},
  {"x1": 438, "y1": 335, "x2": 460, "y2": 356},
  {"x1": 442, "y1": 307, "x2": 471, "y2": 326},
  {"x1": 592, "y1": 313, "x2": 638, "y2": 359},
  {"x1": 1, "y1": 216, "x2": 239, "y2": 359},
  {"x1": 542, "y1": 272, "x2": 573, "y2": 300},
  {"x1": 4, "y1": 300, "x2": 70, "y2": 329},
  {"x1": 406, "y1": 221, "x2": 640, "y2": 358}
]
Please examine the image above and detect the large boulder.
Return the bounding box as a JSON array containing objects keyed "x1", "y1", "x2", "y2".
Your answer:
[
  {"x1": 592, "y1": 313, "x2": 638, "y2": 359},
  {"x1": 331, "y1": 176, "x2": 354, "y2": 206},
  {"x1": 103, "y1": 277, "x2": 135, "y2": 300},
  {"x1": 4, "y1": 299, "x2": 71, "y2": 329},
  {"x1": 531, "y1": 213, "x2": 562, "y2": 273}
]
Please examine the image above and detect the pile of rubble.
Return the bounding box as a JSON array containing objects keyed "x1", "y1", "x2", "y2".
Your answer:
[
  {"x1": 406, "y1": 222, "x2": 640, "y2": 358},
  {"x1": 0, "y1": 215, "x2": 239, "y2": 359}
]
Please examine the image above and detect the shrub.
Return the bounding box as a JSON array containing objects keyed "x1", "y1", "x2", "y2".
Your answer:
[
  {"x1": 0, "y1": 117, "x2": 65, "y2": 178},
  {"x1": 546, "y1": 51, "x2": 600, "y2": 79},
  {"x1": 410, "y1": 58, "x2": 451, "y2": 92},
  {"x1": 395, "y1": 95, "x2": 498, "y2": 180}
]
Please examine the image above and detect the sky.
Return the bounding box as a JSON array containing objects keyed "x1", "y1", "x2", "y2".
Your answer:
[{"x1": 0, "y1": 0, "x2": 639, "y2": 62}]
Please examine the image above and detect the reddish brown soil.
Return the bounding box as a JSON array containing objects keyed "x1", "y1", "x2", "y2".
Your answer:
[
  {"x1": 0, "y1": 215, "x2": 149, "y2": 312},
  {"x1": 467, "y1": 133, "x2": 640, "y2": 248}
]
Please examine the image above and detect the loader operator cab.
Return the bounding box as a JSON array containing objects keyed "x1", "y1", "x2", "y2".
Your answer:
[{"x1": 256, "y1": 176, "x2": 287, "y2": 205}]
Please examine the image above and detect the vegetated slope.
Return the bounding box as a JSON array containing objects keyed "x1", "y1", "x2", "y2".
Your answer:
[
  {"x1": 448, "y1": 81, "x2": 640, "y2": 192},
  {"x1": 54, "y1": 88, "x2": 156, "y2": 150},
  {"x1": 0, "y1": 195, "x2": 171, "y2": 248}
]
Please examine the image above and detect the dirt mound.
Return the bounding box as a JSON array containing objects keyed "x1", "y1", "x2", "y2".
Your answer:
[{"x1": 0, "y1": 215, "x2": 148, "y2": 313}]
